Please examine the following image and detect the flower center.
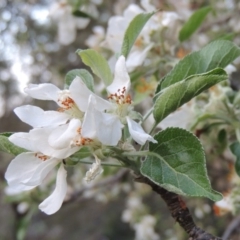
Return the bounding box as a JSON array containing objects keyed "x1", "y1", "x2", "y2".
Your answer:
[
  {"x1": 57, "y1": 90, "x2": 74, "y2": 109},
  {"x1": 108, "y1": 87, "x2": 132, "y2": 105},
  {"x1": 35, "y1": 153, "x2": 50, "y2": 161},
  {"x1": 71, "y1": 127, "x2": 93, "y2": 147},
  {"x1": 107, "y1": 87, "x2": 132, "y2": 120},
  {"x1": 57, "y1": 90, "x2": 84, "y2": 119}
]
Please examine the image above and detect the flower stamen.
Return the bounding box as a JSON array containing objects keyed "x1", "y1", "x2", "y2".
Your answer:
[
  {"x1": 35, "y1": 153, "x2": 49, "y2": 161},
  {"x1": 71, "y1": 127, "x2": 93, "y2": 147},
  {"x1": 108, "y1": 87, "x2": 132, "y2": 105}
]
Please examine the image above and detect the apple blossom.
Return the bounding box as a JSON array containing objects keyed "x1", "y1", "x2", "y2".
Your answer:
[
  {"x1": 24, "y1": 82, "x2": 84, "y2": 120},
  {"x1": 70, "y1": 55, "x2": 156, "y2": 145},
  {"x1": 5, "y1": 130, "x2": 69, "y2": 215}
]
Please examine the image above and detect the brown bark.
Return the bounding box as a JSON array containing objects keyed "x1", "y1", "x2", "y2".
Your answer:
[{"x1": 135, "y1": 174, "x2": 223, "y2": 240}]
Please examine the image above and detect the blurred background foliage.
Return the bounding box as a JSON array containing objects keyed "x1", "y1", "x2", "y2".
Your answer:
[{"x1": 1, "y1": 0, "x2": 240, "y2": 239}]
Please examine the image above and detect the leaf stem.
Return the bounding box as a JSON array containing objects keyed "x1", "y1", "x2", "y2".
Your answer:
[
  {"x1": 79, "y1": 159, "x2": 123, "y2": 168},
  {"x1": 141, "y1": 107, "x2": 153, "y2": 123}
]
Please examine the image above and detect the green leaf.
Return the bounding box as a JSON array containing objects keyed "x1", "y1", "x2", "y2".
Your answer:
[
  {"x1": 157, "y1": 40, "x2": 240, "y2": 92},
  {"x1": 0, "y1": 132, "x2": 13, "y2": 137},
  {"x1": 141, "y1": 128, "x2": 222, "y2": 201},
  {"x1": 65, "y1": 69, "x2": 94, "y2": 92},
  {"x1": 77, "y1": 49, "x2": 113, "y2": 86},
  {"x1": 0, "y1": 135, "x2": 27, "y2": 156},
  {"x1": 230, "y1": 142, "x2": 240, "y2": 177},
  {"x1": 218, "y1": 129, "x2": 227, "y2": 146},
  {"x1": 72, "y1": 10, "x2": 92, "y2": 18},
  {"x1": 121, "y1": 11, "x2": 155, "y2": 58},
  {"x1": 153, "y1": 68, "x2": 227, "y2": 124},
  {"x1": 179, "y1": 6, "x2": 211, "y2": 42}
]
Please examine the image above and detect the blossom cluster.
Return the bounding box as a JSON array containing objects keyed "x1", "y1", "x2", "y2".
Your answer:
[{"x1": 4, "y1": 56, "x2": 156, "y2": 215}]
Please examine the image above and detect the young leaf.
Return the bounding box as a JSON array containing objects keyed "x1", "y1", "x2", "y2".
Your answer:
[
  {"x1": 230, "y1": 142, "x2": 240, "y2": 177},
  {"x1": 0, "y1": 135, "x2": 27, "y2": 156},
  {"x1": 121, "y1": 11, "x2": 155, "y2": 58},
  {"x1": 153, "y1": 68, "x2": 227, "y2": 124},
  {"x1": 65, "y1": 69, "x2": 94, "y2": 92},
  {"x1": 157, "y1": 40, "x2": 240, "y2": 92},
  {"x1": 179, "y1": 6, "x2": 211, "y2": 42},
  {"x1": 77, "y1": 49, "x2": 113, "y2": 86},
  {"x1": 141, "y1": 128, "x2": 222, "y2": 201}
]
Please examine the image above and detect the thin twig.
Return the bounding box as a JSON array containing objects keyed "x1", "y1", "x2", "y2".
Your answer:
[
  {"x1": 222, "y1": 214, "x2": 240, "y2": 240},
  {"x1": 64, "y1": 169, "x2": 129, "y2": 204}
]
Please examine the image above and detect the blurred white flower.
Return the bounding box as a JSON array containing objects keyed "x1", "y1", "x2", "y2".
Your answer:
[
  {"x1": 159, "y1": 102, "x2": 194, "y2": 130},
  {"x1": 49, "y1": 0, "x2": 100, "y2": 45},
  {"x1": 224, "y1": 64, "x2": 236, "y2": 75},
  {"x1": 85, "y1": 26, "x2": 105, "y2": 49},
  {"x1": 133, "y1": 215, "x2": 160, "y2": 240},
  {"x1": 213, "y1": 194, "x2": 234, "y2": 216},
  {"x1": 102, "y1": 1, "x2": 181, "y2": 71}
]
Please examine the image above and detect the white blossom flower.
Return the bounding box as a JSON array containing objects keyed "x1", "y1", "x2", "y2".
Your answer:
[
  {"x1": 5, "y1": 130, "x2": 70, "y2": 215},
  {"x1": 105, "y1": 56, "x2": 157, "y2": 144},
  {"x1": 72, "y1": 56, "x2": 156, "y2": 145},
  {"x1": 24, "y1": 81, "x2": 84, "y2": 120},
  {"x1": 159, "y1": 102, "x2": 194, "y2": 130},
  {"x1": 85, "y1": 26, "x2": 105, "y2": 49},
  {"x1": 103, "y1": 4, "x2": 143, "y2": 53},
  {"x1": 49, "y1": 0, "x2": 100, "y2": 45},
  {"x1": 133, "y1": 215, "x2": 160, "y2": 240},
  {"x1": 213, "y1": 194, "x2": 234, "y2": 216},
  {"x1": 102, "y1": 1, "x2": 180, "y2": 71},
  {"x1": 22, "y1": 78, "x2": 92, "y2": 130}
]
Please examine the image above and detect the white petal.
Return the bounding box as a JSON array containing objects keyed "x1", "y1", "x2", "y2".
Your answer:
[
  {"x1": 23, "y1": 158, "x2": 60, "y2": 186},
  {"x1": 126, "y1": 117, "x2": 157, "y2": 145},
  {"x1": 24, "y1": 83, "x2": 60, "y2": 102},
  {"x1": 123, "y1": 4, "x2": 143, "y2": 19},
  {"x1": 105, "y1": 17, "x2": 126, "y2": 53},
  {"x1": 48, "y1": 119, "x2": 81, "y2": 149},
  {"x1": 69, "y1": 76, "x2": 93, "y2": 112},
  {"x1": 9, "y1": 132, "x2": 38, "y2": 152},
  {"x1": 159, "y1": 103, "x2": 193, "y2": 130},
  {"x1": 5, "y1": 185, "x2": 33, "y2": 195},
  {"x1": 126, "y1": 44, "x2": 153, "y2": 72},
  {"x1": 5, "y1": 152, "x2": 43, "y2": 190},
  {"x1": 82, "y1": 95, "x2": 112, "y2": 139},
  {"x1": 141, "y1": 0, "x2": 156, "y2": 12},
  {"x1": 75, "y1": 17, "x2": 90, "y2": 29},
  {"x1": 39, "y1": 164, "x2": 67, "y2": 215},
  {"x1": 30, "y1": 127, "x2": 80, "y2": 159},
  {"x1": 81, "y1": 97, "x2": 97, "y2": 140},
  {"x1": 58, "y1": 16, "x2": 76, "y2": 45},
  {"x1": 14, "y1": 105, "x2": 70, "y2": 128},
  {"x1": 107, "y1": 56, "x2": 130, "y2": 95},
  {"x1": 70, "y1": 76, "x2": 111, "y2": 112},
  {"x1": 96, "y1": 111, "x2": 123, "y2": 146}
]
